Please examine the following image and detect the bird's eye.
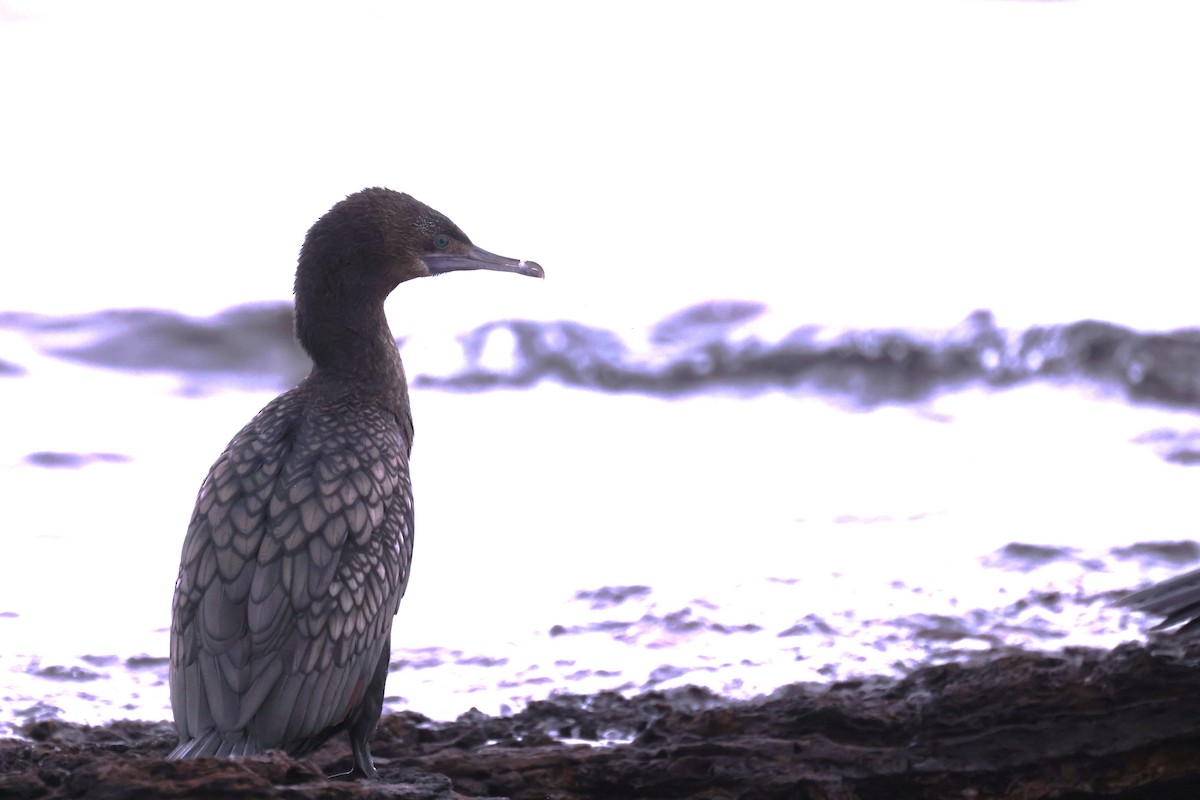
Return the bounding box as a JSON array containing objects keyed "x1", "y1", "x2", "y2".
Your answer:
[{"x1": 433, "y1": 234, "x2": 450, "y2": 250}]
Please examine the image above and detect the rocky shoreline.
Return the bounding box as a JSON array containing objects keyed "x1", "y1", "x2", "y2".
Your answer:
[{"x1": 4, "y1": 642, "x2": 1200, "y2": 799}]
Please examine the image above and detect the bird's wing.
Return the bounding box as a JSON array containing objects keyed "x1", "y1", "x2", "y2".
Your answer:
[{"x1": 170, "y1": 395, "x2": 413, "y2": 752}]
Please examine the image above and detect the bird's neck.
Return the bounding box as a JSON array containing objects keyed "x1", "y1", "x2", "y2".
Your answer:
[{"x1": 295, "y1": 296, "x2": 411, "y2": 419}]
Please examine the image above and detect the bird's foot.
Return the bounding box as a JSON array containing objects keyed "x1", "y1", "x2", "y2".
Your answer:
[{"x1": 327, "y1": 759, "x2": 379, "y2": 781}]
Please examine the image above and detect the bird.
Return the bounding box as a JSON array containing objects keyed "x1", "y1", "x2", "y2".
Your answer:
[
  {"x1": 1122, "y1": 567, "x2": 1200, "y2": 635},
  {"x1": 167, "y1": 188, "x2": 543, "y2": 778}
]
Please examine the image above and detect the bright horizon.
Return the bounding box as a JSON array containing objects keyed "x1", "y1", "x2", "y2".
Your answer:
[{"x1": 1, "y1": 1, "x2": 1198, "y2": 333}]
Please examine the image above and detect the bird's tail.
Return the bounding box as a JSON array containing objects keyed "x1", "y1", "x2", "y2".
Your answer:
[
  {"x1": 1122, "y1": 568, "x2": 1200, "y2": 633},
  {"x1": 168, "y1": 729, "x2": 261, "y2": 760}
]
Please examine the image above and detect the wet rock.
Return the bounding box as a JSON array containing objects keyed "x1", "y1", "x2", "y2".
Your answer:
[{"x1": 6, "y1": 645, "x2": 1200, "y2": 798}]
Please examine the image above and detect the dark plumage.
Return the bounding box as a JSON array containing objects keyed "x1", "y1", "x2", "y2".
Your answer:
[
  {"x1": 1123, "y1": 567, "x2": 1200, "y2": 635},
  {"x1": 168, "y1": 188, "x2": 542, "y2": 778}
]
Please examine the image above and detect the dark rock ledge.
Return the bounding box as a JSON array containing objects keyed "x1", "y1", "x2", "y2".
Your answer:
[{"x1": 4, "y1": 643, "x2": 1200, "y2": 799}]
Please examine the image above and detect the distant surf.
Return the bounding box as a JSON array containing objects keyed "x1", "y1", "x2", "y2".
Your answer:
[{"x1": 4, "y1": 302, "x2": 1200, "y2": 409}]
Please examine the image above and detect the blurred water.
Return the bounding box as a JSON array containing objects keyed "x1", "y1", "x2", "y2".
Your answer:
[
  {"x1": 2, "y1": 311, "x2": 1199, "y2": 733},
  {"x1": 3, "y1": 0, "x2": 1199, "y2": 743}
]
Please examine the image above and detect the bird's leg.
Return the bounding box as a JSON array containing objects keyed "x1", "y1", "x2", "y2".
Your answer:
[
  {"x1": 331, "y1": 643, "x2": 390, "y2": 781},
  {"x1": 347, "y1": 738, "x2": 379, "y2": 780},
  {"x1": 326, "y1": 733, "x2": 378, "y2": 781}
]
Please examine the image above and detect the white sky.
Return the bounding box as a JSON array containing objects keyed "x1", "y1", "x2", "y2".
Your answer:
[{"x1": 1, "y1": 0, "x2": 1198, "y2": 332}]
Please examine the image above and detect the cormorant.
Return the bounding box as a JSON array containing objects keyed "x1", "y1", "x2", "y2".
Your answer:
[
  {"x1": 168, "y1": 188, "x2": 543, "y2": 777},
  {"x1": 1123, "y1": 567, "x2": 1200, "y2": 635}
]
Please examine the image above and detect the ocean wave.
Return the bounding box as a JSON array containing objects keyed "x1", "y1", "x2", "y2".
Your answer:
[{"x1": 4, "y1": 304, "x2": 1200, "y2": 408}]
